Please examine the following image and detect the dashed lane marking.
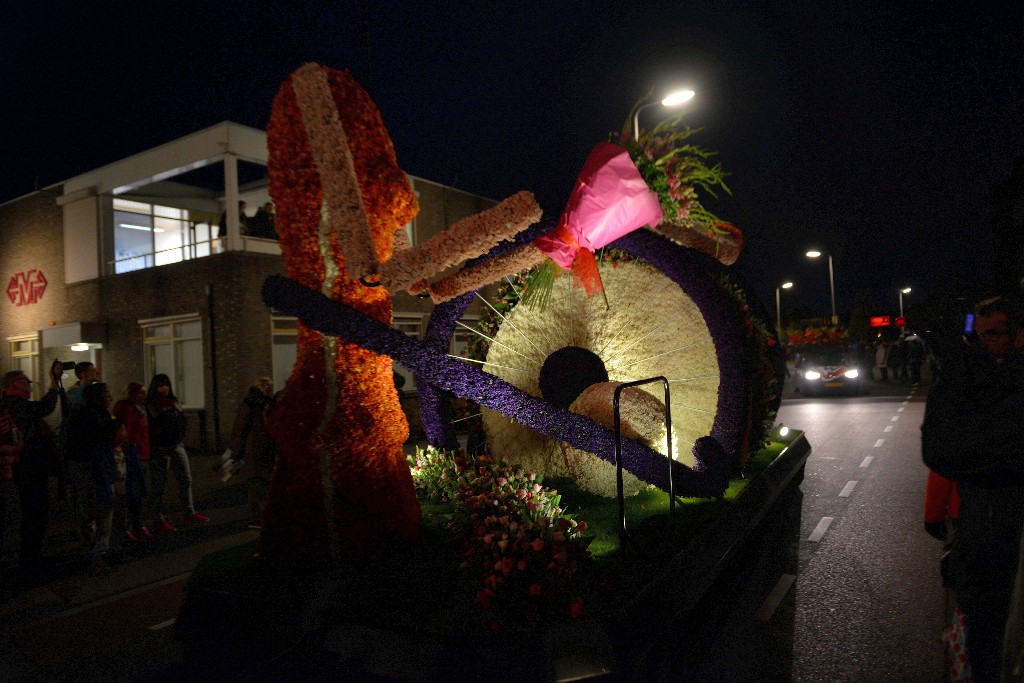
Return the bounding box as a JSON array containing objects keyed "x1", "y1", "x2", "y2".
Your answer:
[
  {"x1": 860, "y1": 456, "x2": 873, "y2": 468},
  {"x1": 874, "y1": 439, "x2": 885, "y2": 447},
  {"x1": 808, "y1": 517, "x2": 834, "y2": 542},
  {"x1": 884, "y1": 425, "x2": 893, "y2": 432},
  {"x1": 897, "y1": 407, "x2": 905, "y2": 412},
  {"x1": 150, "y1": 618, "x2": 176, "y2": 631},
  {"x1": 891, "y1": 416, "x2": 899, "y2": 421},
  {"x1": 839, "y1": 481, "x2": 858, "y2": 497},
  {"x1": 754, "y1": 574, "x2": 797, "y2": 622}
]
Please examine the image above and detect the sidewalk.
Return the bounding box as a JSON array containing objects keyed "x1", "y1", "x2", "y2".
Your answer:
[{"x1": 0, "y1": 450, "x2": 258, "y2": 631}]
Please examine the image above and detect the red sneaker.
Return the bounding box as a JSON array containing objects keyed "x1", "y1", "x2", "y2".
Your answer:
[
  {"x1": 183, "y1": 512, "x2": 210, "y2": 525},
  {"x1": 154, "y1": 518, "x2": 177, "y2": 534},
  {"x1": 137, "y1": 526, "x2": 155, "y2": 540},
  {"x1": 126, "y1": 530, "x2": 145, "y2": 543}
]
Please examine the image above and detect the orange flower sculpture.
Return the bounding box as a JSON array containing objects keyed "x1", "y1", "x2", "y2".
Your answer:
[{"x1": 260, "y1": 63, "x2": 421, "y2": 564}]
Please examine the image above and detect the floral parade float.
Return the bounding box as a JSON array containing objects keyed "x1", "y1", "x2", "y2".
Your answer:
[{"x1": 177, "y1": 65, "x2": 807, "y2": 680}]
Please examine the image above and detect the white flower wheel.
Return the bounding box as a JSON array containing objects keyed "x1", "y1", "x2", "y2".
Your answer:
[
  {"x1": 481, "y1": 258, "x2": 718, "y2": 496},
  {"x1": 417, "y1": 228, "x2": 749, "y2": 500}
]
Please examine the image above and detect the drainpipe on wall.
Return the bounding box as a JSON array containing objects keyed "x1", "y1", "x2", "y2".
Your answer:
[{"x1": 207, "y1": 283, "x2": 222, "y2": 453}]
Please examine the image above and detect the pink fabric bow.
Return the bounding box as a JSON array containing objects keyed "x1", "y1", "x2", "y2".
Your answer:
[{"x1": 534, "y1": 142, "x2": 663, "y2": 269}]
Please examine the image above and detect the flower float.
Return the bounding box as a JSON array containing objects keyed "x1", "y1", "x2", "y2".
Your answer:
[{"x1": 260, "y1": 68, "x2": 766, "y2": 538}]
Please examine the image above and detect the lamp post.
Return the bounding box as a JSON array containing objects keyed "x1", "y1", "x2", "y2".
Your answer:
[
  {"x1": 632, "y1": 89, "x2": 696, "y2": 141},
  {"x1": 806, "y1": 250, "x2": 837, "y2": 325},
  {"x1": 775, "y1": 281, "x2": 793, "y2": 335},
  {"x1": 899, "y1": 287, "x2": 911, "y2": 318}
]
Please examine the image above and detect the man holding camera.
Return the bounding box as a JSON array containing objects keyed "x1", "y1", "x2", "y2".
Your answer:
[{"x1": 0, "y1": 362, "x2": 64, "y2": 588}]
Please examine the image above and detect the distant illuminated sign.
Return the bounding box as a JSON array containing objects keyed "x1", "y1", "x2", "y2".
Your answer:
[
  {"x1": 895, "y1": 316, "x2": 907, "y2": 328},
  {"x1": 869, "y1": 316, "x2": 891, "y2": 328},
  {"x1": 6, "y1": 269, "x2": 47, "y2": 306}
]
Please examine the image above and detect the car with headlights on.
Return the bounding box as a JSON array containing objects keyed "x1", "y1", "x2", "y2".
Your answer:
[{"x1": 793, "y1": 347, "x2": 864, "y2": 396}]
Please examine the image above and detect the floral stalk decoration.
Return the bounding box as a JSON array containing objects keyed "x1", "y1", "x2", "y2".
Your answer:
[{"x1": 260, "y1": 63, "x2": 421, "y2": 565}]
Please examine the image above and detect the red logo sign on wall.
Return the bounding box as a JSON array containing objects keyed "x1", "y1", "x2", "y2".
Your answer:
[{"x1": 6, "y1": 269, "x2": 48, "y2": 306}]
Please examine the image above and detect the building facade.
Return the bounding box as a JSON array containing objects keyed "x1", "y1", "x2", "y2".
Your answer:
[{"x1": 0, "y1": 122, "x2": 497, "y2": 449}]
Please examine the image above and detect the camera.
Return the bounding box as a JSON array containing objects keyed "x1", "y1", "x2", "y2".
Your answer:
[{"x1": 52, "y1": 359, "x2": 77, "y2": 371}]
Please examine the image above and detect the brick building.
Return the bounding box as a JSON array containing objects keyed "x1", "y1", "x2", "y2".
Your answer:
[{"x1": 0, "y1": 122, "x2": 496, "y2": 449}]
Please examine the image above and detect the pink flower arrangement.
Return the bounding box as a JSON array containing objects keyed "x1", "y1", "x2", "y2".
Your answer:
[{"x1": 410, "y1": 446, "x2": 591, "y2": 626}]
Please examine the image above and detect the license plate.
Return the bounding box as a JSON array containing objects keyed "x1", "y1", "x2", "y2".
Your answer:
[{"x1": 825, "y1": 382, "x2": 843, "y2": 388}]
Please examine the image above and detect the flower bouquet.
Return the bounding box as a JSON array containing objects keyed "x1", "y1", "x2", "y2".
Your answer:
[{"x1": 616, "y1": 94, "x2": 742, "y2": 264}]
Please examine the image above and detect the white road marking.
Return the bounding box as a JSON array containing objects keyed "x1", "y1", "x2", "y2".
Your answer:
[
  {"x1": 891, "y1": 416, "x2": 899, "y2": 421},
  {"x1": 839, "y1": 481, "x2": 858, "y2": 497},
  {"x1": 897, "y1": 407, "x2": 905, "y2": 412},
  {"x1": 860, "y1": 456, "x2": 873, "y2": 468},
  {"x1": 902, "y1": 400, "x2": 908, "y2": 405},
  {"x1": 754, "y1": 574, "x2": 797, "y2": 622},
  {"x1": 150, "y1": 618, "x2": 176, "y2": 631},
  {"x1": 884, "y1": 425, "x2": 893, "y2": 432},
  {"x1": 808, "y1": 517, "x2": 834, "y2": 542},
  {"x1": 874, "y1": 439, "x2": 885, "y2": 448}
]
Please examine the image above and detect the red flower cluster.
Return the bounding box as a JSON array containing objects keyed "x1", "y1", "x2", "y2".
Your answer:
[
  {"x1": 788, "y1": 326, "x2": 849, "y2": 347},
  {"x1": 411, "y1": 448, "x2": 591, "y2": 626}
]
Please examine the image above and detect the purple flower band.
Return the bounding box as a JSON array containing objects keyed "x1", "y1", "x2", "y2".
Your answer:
[{"x1": 262, "y1": 274, "x2": 729, "y2": 496}]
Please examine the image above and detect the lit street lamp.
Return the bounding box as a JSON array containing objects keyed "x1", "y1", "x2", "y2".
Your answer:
[
  {"x1": 806, "y1": 250, "x2": 837, "y2": 325},
  {"x1": 899, "y1": 287, "x2": 911, "y2": 318},
  {"x1": 632, "y1": 89, "x2": 696, "y2": 141},
  {"x1": 776, "y1": 281, "x2": 793, "y2": 335}
]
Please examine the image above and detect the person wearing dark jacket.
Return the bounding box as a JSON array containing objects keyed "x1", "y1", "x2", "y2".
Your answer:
[
  {"x1": 226, "y1": 377, "x2": 277, "y2": 527},
  {"x1": 922, "y1": 295, "x2": 1024, "y2": 682},
  {"x1": 65, "y1": 382, "x2": 121, "y2": 574},
  {"x1": 0, "y1": 364, "x2": 62, "y2": 585},
  {"x1": 146, "y1": 374, "x2": 208, "y2": 533}
]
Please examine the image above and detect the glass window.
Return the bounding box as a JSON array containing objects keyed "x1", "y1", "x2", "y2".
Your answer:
[
  {"x1": 112, "y1": 199, "x2": 196, "y2": 274},
  {"x1": 452, "y1": 317, "x2": 479, "y2": 356},
  {"x1": 142, "y1": 315, "x2": 205, "y2": 409},
  {"x1": 8, "y1": 335, "x2": 39, "y2": 399},
  {"x1": 271, "y1": 316, "x2": 298, "y2": 393}
]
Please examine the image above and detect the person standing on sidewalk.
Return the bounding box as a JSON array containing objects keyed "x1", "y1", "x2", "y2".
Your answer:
[
  {"x1": 146, "y1": 374, "x2": 208, "y2": 533},
  {"x1": 225, "y1": 377, "x2": 277, "y2": 528},
  {"x1": 922, "y1": 294, "x2": 1024, "y2": 682},
  {"x1": 0, "y1": 365, "x2": 62, "y2": 587},
  {"x1": 64, "y1": 382, "x2": 122, "y2": 575},
  {"x1": 113, "y1": 382, "x2": 152, "y2": 542}
]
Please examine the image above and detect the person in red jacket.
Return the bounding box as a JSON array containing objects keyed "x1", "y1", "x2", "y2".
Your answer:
[
  {"x1": 113, "y1": 382, "x2": 151, "y2": 542},
  {"x1": 924, "y1": 470, "x2": 961, "y2": 541}
]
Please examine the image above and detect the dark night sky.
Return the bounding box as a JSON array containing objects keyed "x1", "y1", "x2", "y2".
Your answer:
[{"x1": 3, "y1": 1, "x2": 1022, "y2": 321}]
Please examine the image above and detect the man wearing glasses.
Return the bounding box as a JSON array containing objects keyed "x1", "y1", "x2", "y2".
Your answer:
[{"x1": 923, "y1": 294, "x2": 1024, "y2": 681}]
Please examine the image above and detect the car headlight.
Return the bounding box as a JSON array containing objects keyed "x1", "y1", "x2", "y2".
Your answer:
[
  {"x1": 804, "y1": 370, "x2": 821, "y2": 380},
  {"x1": 844, "y1": 369, "x2": 859, "y2": 379}
]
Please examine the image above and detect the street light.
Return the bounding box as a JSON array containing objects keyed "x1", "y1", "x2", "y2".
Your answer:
[
  {"x1": 632, "y1": 89, "x2": 696, "y2": 141},
  {"x1": 806, "y1": 250, "x2": 837, "y2": 325},
  {"x1": 899, "y1": 287, "x2": 911, "y2": 318},
  {"x1": 775, "y1": 281, "x2": 793, "y2": 335}
]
